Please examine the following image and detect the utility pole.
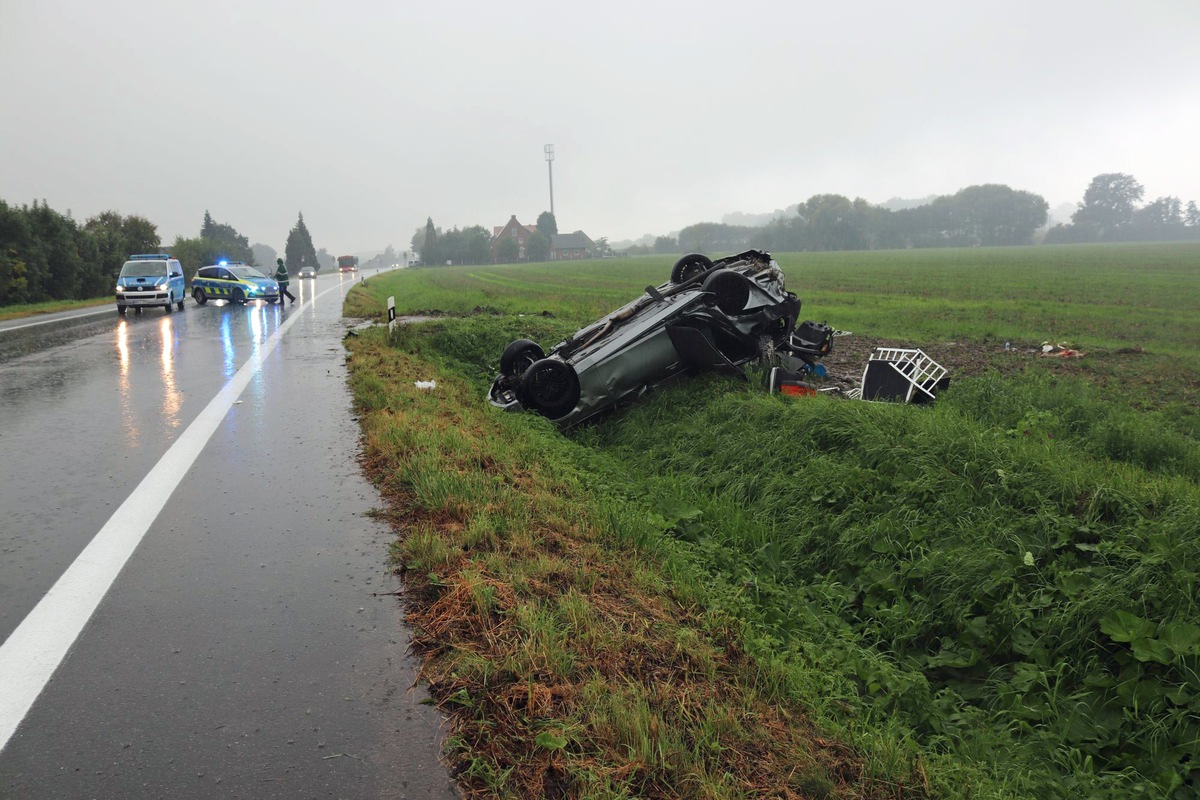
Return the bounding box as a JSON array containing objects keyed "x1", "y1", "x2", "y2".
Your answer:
[{"x1": 544, "y1": 144, "x2": 555, "y2": 219}]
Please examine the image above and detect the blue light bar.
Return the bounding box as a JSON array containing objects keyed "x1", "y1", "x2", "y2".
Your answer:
[
  {"x1": 130, "y1": 253, "x2": 172, "y2": 260},
  {"x1": 219, "y1": 260, "x2": 228, "y2": 266}
]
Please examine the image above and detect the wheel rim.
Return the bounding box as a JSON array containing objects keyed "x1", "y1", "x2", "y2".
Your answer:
[
  {"x1": 523, "y1": 362, "x2": 579, "y2": 415},
  {"x1": 512, "y1": 350, "x2": 540, "y2": 377},
  {"x1": 677, "y1": 260, "x2": 707, "y2": 282},
  {"x1": 672, "y1": 254, "x2": 713, "y2": 284}
]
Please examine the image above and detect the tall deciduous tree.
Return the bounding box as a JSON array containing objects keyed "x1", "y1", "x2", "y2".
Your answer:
[
  {"x1": 1072, "y1": 173, "x2": 1144, "y2": 237},
  {"x1": 170, "y1": 236, "x2": 226, "y2": 276},
  {"x1": 1186, "y1": 201, "x2": 1200, "y2": 228},
  {"x1": 84, "y1": 211, "x2": 160, "y2": 296},
  {"x1": 0, "y1": 200, "x2": 35, "y2": 305},
  {"x1": 527, "y1": 230, "x2": 549, "y2": 262},
  {"x1": 284, "y1": 212, "x2": 320, "y2": 270},
  {"x1": 536, "y1": 211, "x2": 557, "y2": 238},
  {"x1": 495, "y1": 237, "x2": 518, "y2": 263}
]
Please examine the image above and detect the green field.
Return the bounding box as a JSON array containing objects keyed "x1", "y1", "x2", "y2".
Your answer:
[
  {"x1": 350, "y1": 242, "x2": 1200, "y2": 357},
  {"x1": 345, "y1": 244, "x2": 1200, "y2": 799}
]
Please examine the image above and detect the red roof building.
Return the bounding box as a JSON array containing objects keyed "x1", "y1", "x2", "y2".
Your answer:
[{"x1": 490, "y1": 215, "x2": 538, "y2": 262}]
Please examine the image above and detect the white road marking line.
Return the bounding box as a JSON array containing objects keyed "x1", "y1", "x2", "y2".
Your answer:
[{"x1": 0, "y1": 287, "x2": 343, "y2": 753}]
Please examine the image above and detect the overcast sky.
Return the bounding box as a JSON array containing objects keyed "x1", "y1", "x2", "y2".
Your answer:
[{"x1": 2, "y1": 0, "x2": 1197, "y2": 253}]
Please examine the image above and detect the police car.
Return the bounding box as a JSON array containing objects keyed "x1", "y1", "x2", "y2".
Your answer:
[
  {"x1": 116, "y1": 254, "x2": 187, "y2": 314},
  {"x1": 191, "y1": 261, "x2": 281, "y2": 305}
]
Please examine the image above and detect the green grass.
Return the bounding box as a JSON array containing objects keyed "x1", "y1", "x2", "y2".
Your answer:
[
  {"x1": 0, "y1": 295, "x2": 113, "y2": 321},
  {"x1": 345, "y1": 243, "x2": 1200, "y2": 799}
]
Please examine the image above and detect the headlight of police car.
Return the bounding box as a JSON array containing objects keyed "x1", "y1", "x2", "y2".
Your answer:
[{"x1": 115, "y1": 285, "x2": 124, "y2": 292}]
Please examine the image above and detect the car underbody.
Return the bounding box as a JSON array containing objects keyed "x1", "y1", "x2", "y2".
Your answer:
[{"x1": 489, "y1": 250, "x2": 834, "y2": 428}]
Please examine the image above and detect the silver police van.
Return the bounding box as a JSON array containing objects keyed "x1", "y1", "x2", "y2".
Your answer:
[{"x1": 116, "y1": 253, "x2": 186, "y2": 315}]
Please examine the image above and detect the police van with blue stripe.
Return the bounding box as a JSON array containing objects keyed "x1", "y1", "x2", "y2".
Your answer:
[
  {"x1": 190, "y1": 261, "x2": 281, "y2": 305},
  {"x1": 116, "y1": 254, "x2": 186, "y2": 315}
]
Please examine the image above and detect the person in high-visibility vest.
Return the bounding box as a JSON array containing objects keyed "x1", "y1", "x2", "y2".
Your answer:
[{"x1": 275, "y1": 258, "x2": 296, "y2": 304}]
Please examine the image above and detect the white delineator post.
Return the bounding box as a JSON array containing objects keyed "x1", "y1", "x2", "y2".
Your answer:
[{"x1": 387, "y1": 296, "x2": 396, "y2": 333}]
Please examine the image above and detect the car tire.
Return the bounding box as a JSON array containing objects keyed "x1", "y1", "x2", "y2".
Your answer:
[
  {"x1": 500, "y1": 339, "x2": 546, "y2": 379},
  {"x1": 670, "y1": 253, "x2": 713, "y2": 284},
  {"x1": 518, "y1": 359, "x2": 581, "y2": 420},
  {"x1": 193, "y1": 288, "x2": 207, "y2": 305},
  {"x1": 164, "y1": 293, "x2": 173, "y2": 313},
  {"x1": 702, "y1": 269, "x2": 752, "y2": 315},
  {"x1": 177, "y1": 298, "x2": 185, "y2": 311},
  {"x1": 117, "y1": 305, "x2": 126, "y2": 316},
  {"x1": 232, "y1": 288, "x2": 245, "y2": 305}
]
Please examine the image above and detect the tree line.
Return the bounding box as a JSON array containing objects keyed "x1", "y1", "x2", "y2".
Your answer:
[
  {"x1": 0, "y1": 200, "x2": 159, "y2": 306},
  {"x1": 633, "y1": 174, "x2": 1198, "y2": 255},
  {"x1": 0, "y1": 202, "x2": 322, "y2": 307},
  {"x1": 1045, "y1": 173, "x2": 1200, "y2": 244},
  {"x1": 672, "y1": 184, "x2": 1050, "y2": 254},
  {"x1": 412, "y1": 211, "x2": 562, "y2": 266}
]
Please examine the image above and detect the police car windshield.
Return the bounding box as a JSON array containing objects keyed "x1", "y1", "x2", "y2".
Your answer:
[
  {"x1": 229, "y1": 267, "x2": 267, "y2": 280},
  {"x1": 120, "y1": 261, "x2": 167, "y2": 277}
]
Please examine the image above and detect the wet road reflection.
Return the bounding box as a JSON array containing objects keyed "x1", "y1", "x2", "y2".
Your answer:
[{"x1": 159, "y1": 317, "x2": 181, "y2": 428}]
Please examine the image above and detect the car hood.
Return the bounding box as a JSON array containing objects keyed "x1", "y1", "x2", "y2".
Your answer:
[{"x1": 118, "y1": 275, "x2": 168, "y2": 288}]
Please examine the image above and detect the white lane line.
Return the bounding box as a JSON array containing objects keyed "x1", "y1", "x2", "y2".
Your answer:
[
  {"x1": 0, "y1": 289, "x2": 344, "y2": 753},
  {"x1": 1, "y1": 307, "x2": 115, "y2": 332}
]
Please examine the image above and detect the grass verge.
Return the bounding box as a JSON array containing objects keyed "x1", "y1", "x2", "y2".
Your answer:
[{"x1": 347, "y1": 322, "x2": 940, "y2": 799}]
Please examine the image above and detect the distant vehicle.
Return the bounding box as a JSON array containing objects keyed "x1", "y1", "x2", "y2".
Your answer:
[
  {"x1": 116, "y1": 254, "x2": 186, "y2": 315},
  {"x1": 337, "y1": 255, "x2": 358, "y2": 273},
  {"x1": 298, "y1": 266, "x2": 317, "y2": 279},
  {"x1": 191, "y1": 261, "x2": 280, "y2": 305}
]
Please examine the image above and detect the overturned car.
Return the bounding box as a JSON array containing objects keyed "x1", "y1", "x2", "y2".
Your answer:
[{"x1": 488, "y1": 249, "x2": 834, "y2": 428}]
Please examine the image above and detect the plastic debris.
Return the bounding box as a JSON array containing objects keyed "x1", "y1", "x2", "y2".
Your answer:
[
  {"x1": 859, "y1": 347, "x2": 949, "y2": 403},
  {"x1": 767, "y1": 367, "x2": 816, "y2": 397},
  {"x1": 414, "y1": 380, "x2": 437, "y2": 390},
  {"x1": 1040, "y1": 342, "x2": 1086, "y2": 358}
]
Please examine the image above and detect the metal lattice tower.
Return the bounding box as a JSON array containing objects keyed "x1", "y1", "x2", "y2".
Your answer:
[{"x1": 544, "y1": 144, "x2": 555, "y2": 218}]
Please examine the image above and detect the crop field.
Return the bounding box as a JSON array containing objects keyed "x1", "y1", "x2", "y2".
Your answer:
[{"x1": 345, "y1": 243, "x2": 1200, "y2": 799}]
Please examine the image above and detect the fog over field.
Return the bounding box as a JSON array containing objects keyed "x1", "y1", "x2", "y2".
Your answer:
[{"x1": 1, "y1": 0, "x2": 1196, "y2": 252}]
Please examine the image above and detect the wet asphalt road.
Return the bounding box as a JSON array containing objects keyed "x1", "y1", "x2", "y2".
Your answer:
[{"x1": 0, "y1": 273, "x2": 458, "y2": 799}]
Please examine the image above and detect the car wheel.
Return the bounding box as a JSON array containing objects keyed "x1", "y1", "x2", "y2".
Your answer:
[
  {"x1": 702, "y1": 269, "x2": 751, "y2": 315},
  {"x1": 500, "y1": 339, "x2": 546, "y2": 379},
  {"x1": 232, "y1": 288, "x2": 245, "y2": 305},
  {"x1": 164, "y1": 293, "x2": 173, "y2": 313},
  {"x1": 117, "y1": 305, "x2": 126, "y2": 316},
  {"x1": 670, "y1": 253, "x2": 713, "y2": 284},
  {"x1": 193, "y1": 288, "x2": 207, "y2": 305},
  {"x1": 518, "y1": 359, "x2": 581, "y2": 420},
  {"x1": 177, "y1": 298, "x2": 185, "y2": 311}
]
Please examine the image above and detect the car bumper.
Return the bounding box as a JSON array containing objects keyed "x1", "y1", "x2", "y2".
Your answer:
[{"x1": 117, "y1": 292, "x2": 169, "y2": 306}]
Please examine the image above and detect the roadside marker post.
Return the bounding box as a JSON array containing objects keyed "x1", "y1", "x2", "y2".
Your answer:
[{"x1": 387, "y1": 296, "x2": 396, "y2": 333}]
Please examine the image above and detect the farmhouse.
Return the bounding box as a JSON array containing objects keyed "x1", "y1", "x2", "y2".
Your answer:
[
  {"x1": 491, "y1": 215, "x2": 538, "y2": 262},
  {"x1": 551, "y1": 230, "x2": 596, "y2": 260}
]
